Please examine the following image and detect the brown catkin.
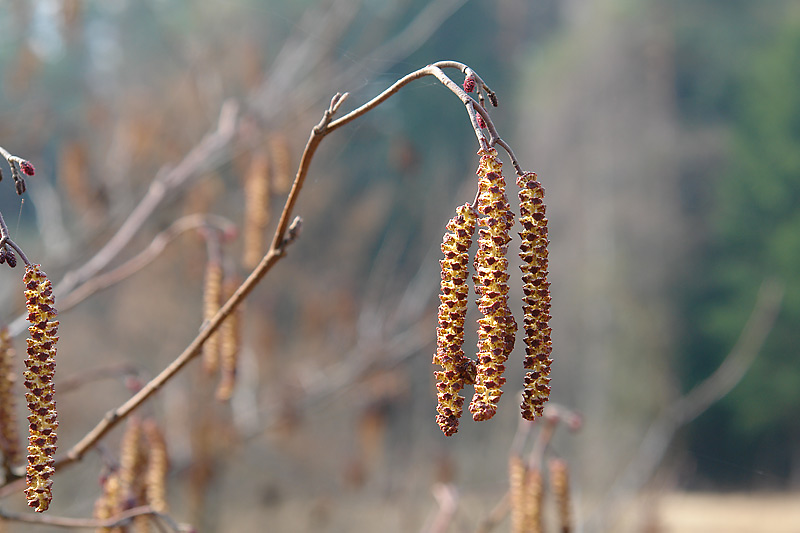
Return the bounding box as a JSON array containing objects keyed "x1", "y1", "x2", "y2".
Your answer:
[
  {"x1": 93, "y1": 470, "x2": 122, "y2": 533},
  {"x1": 469, "y1": 148, "x2": 517, "y2": 422},
  {"x1": 117, "y1": 417, "x2": 146, "y2": 515},
  {"x1": 22, "y1": 264, "x2": 59, "y2": 512},
  {"x1": 242, "y1": 150, "x2": 271, "y2": 269},
  {"x1": 509, "y1": 455, "x2": 527, "y2": 533},
  {"x1": 216, "y1": 276, "x2": 242, "y2": 402},
  {"x1": 143, "y1": 419, "x2": 169, "y2": 513},
  {"x1": 0, "y1": 327, "x2": 22, "y2": 470},
  {"x1": 201, "y1": 260, "x2": 223, "y2": 374},
  {"x1": 517, "y1": 172, "x2": 552, "y2": 421},
  {"x1": 434, "y1": 203, "x2": 478, "y2": 436},
  {"x1": 549, "y1": 458, "x2": 572, "y2": 533},
  {"x1": 269, "y1": 134, "x2": 293, "y2": 194},
  {"x1": 522, "y1": 467, "x2": 544, "y2": 533}
]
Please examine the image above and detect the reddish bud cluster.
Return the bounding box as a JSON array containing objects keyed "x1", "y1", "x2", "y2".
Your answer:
[
  {"x1": 20, "y1": 160, "x2": 35, "y2": 176},
  {"x1": 463, "y1": 75, "x2": 476, "y2": 93}
]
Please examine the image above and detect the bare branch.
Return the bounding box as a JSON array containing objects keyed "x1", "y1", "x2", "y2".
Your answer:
[{"x1": 0, "y1": 504, "x2": 190, "y2": 531}]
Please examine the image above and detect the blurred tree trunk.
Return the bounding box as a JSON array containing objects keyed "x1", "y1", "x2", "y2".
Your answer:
[{"x1": 517, "y1": 0, "x2": 682, "y2": 502}]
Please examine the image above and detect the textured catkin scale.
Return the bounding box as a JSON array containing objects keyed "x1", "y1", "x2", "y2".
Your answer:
[
  {"x1": 201, "y1": 261, "x2": 223, "y2": 374},
  {"x1": 0, "y1": 327, "x2": 22, "y2": 469},
  {"x1": 517, "y1": 172, "x2": 553, "y2": 421},
  {"x1": 22, "y1": 264, "x2": 59, "y2": 512},
  {"x1": 117, "y1": 417, "x2": 147, "y2": 514},
  {"x1": 434, "y1": 203, "x2": 478, "y2": 436},
  {"x1": 469, "y1": 149, "x2": 517, "y2": 422}
]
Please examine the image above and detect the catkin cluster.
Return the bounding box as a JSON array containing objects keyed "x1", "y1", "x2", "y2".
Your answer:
[
  {"x1": 22, "y1": 264, "x2": 59, "y2": 512},
  {"x1": 434, "y1": 203, "x2": 478, "y2": 436},
  {"x1": 517, "y1": 173, "x2": 553, "y2": 421},
  {"x1": 433, "y1": 149, "x2": 552, "y2": 434}
]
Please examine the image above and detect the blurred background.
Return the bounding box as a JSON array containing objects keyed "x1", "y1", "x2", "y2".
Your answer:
[{"x1": 0, "y1": 0, "x2": 799, "y2": 531}]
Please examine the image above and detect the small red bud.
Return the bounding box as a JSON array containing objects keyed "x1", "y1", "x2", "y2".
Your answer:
[
  {"x1": 476, "y1": 115, "x2": 486, "y2": 129},
  {"x1": 20, "y1": 160, "x2": 35, "y2": 176},
  {"x1": 463, "y1": 76, "x2": 475, "y2": 93}
]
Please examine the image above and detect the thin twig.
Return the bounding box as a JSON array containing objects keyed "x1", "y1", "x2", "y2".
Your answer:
[
  {"x1": 0, "y1": 505, "x2": 191, "y2": 531},
  {"x1": 6, "y1": 102, "x2": 238, "y2": 338},
  {"x1": 58, "y1": 214, "x2": 235, "y2": 312}
]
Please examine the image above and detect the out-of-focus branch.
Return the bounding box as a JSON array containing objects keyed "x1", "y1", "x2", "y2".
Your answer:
[
  {"x1": 0, "y1": 504, "x2": 191, "y2": 531},
  {"x1": 585, "y1": 277, "x2": 785, "y2": 532},
  {"x1": 57, "y1": 214, "x2": 235, "y2": 312},
  {"x1": 7, "y1": 101, "x2": 238, "y2": 337}
]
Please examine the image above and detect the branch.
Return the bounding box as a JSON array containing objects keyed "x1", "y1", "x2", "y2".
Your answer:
[
  {"x1": 0, "y1": 505, "x2": 190, "y2": 531},
  {"x1": 6, "y1": 101, "x2": 238, "y2": 338},
  {"x1": 57, "y1": 214, "x2": 235, "y2": 312}
]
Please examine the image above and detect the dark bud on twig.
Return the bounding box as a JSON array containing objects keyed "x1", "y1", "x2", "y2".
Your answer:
[
  {"x1": 14, "y1": 176, "x2": 26, "y2": 195},
  {"x1": 5, "y1": 249, "x2": 16, "y2": 268},
  {"x1": 488, "y1": 91, "x2": 498, "y2": 107},
  {"x1": 0, "y1": 167, "x2": 3, "y2": 182},
  {"x1": 0, "y1": 249, "x2": 5, "y2": 265}
]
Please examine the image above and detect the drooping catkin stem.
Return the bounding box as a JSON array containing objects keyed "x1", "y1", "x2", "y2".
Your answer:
[
  {"x1": 470, "y1": 148, "x2": 517, "y2": 422},
  {"x1": 517, "y1": 173, "x2": 552, "y2": 421},
  {"x1": 522, "y1": 466, "x2": 544, "y2": 533},
  {"x1": 22, "y1": 264, "x2": 59, "y2": 512},
  {"x1": 0, "y1": 327, "x2": 22, "y2": 472},
  {"x1": 549, "y1": 458, "x2": 572, "y2": 533},
  {"x1": 434, "y1": 203, "x2": 478, "y2": 436}
]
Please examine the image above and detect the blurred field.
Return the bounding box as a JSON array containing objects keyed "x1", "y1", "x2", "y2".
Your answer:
[{"x1": 656, "y1": 492, "x2": 800, "y2": 533}]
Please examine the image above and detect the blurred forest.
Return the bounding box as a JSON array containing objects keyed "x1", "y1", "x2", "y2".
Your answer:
[{"x1": 0, "y1": 0, "x2": 799, "y2": 532}]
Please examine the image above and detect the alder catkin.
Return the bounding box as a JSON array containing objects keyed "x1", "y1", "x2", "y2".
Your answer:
[
  {"x1": 22, "y1": 264, "x2": 59, "y2": 512},
  {"x1": 0, "y1": 327, "x2": 22, "y2": 471},
  {"x1": 216, "y1": 276, "x2": 242, "y2": 402},
  {"x1": 93, "y1": 470, "x2": 122, "y2": 533},
  {"x1": 143, "y1": 419, "x2": 169, "y2": 513},
  {"x1": 517, "y1": 172, "x2": 552, "y2": 421},
  {"x1": 549, "y1": 458, "x2": 572, "y2": 533},
  {"x1": 469, "y1": 148, "x2": 517, "y2": 422},
  {"x1": 509, "y1": 455, "x2": 527, "y2": 533},
  {"x1": 434, "y1": 203, "x2": 478, "y2": 436},
  {"x1": 201, "y1": 260, "x2": 223, "y2": 374},
  {"x1": 242, "y1": 150, "x2": 271, "y2": 269},
  {"x1": 522, "y1": 467, "x2": 544, "y2": 533}
]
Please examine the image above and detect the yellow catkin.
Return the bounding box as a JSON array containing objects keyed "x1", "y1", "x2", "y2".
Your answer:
[
  {"x1": 434, "y1": 203, "x2": 478, "y2": 436},
  {"x1": 269, "y1": 134, "x2": 293, "y2": 194},
  {"x1": 0, "y1": 327, "x2": 22, "y2": 470},
  {"x1": 242, "y1": 150, "x2": 271, "y2": 269},
  {"x1": 517, "y1": 172, "x2": 552, "y2": 421},
  {"x1": 117, "y1": 417, "x2": 146, "y2": 516},
  {"x1": 22, "y1": 264, "x2": 59, "y2": 512},
  {"x1": 216, "y1": 277, "x2": 242, "y2": 402},
  {"x1": 509, "y1": 455, "x2": 528, "y2": 533},
  {"x1": 549, "y1": 458, "x2": 572, "y2": 533},
  {"x1": 469, "y1": 149, "x2": 517, "y2": 421},
  {"x1": 93, "y1": 470, "x2": 122, "y2": 533},
  {"x1": 143, "y1": 419, "x2": 169, "y2": 513},
  {"x1": 201, "y1": 261, "x2": 223, "y2": 375},
  {"x1": 522, "y1": 466, "x2": 544, "y2": 533}
]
